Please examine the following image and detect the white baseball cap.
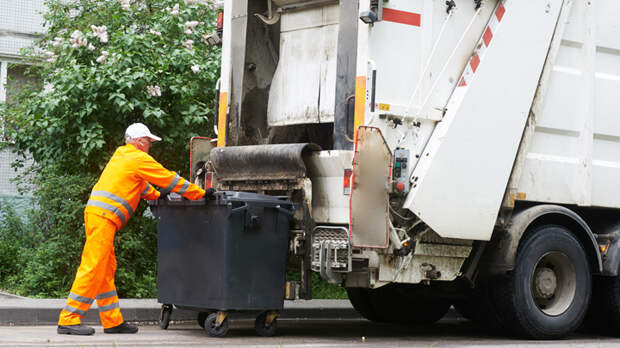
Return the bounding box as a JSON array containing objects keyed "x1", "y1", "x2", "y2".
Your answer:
[{"x1": 125, "y1": 123, "x2": 162, "y2": 141}]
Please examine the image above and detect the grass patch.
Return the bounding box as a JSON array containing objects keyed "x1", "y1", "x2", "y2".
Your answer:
[{"x1": 287, "y1": 271, "x2": 348, "y2": 299}]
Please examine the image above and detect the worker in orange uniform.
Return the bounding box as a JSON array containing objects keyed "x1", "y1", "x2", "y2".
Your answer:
[{"x1": 57, "y1": 123, "x2": 214, "y2": 335}]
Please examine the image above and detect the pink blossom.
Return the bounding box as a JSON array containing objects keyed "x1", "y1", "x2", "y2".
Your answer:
[
  {"x1": 147, "y1": 85, "x2": 162, "y2": 97},
  {"x1": 91, "y1": 25, "x2": 108, "y2": 43},
  {"x1": 96, "y1": 51, "x2": 109, "y2": 63},
  {"x1": 118, "y1": 0, "x2": 131, "y2": 10}
]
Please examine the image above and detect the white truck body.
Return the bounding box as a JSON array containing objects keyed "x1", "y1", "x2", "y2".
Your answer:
[{"x1": 211, "y1": 0, "x2": 620, "y2": 339}]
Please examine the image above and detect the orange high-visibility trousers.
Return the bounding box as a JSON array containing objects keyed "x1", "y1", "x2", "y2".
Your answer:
[{"x1": 58, "y1": 212, "x2": 123, "y2": 328}]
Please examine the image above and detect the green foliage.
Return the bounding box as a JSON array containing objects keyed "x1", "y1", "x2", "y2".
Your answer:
[
  {"x1": 0, "y1": 169, "x2": 160, "y2": 298},
  {"x1": 286, "y1": 271, "x2": 349, "y2": 299},
  {"x1": 0, "y1": 205, "x2": 30, "y2": 281},
  {"x1": 5, "y1": 0, "x2": 220, "y2": 176},
  {"x1": 114, "y1": 213, "x2": 158, "y2": 298},
  {"x1": 0, "y1": 168, "x2": 91, "y2": 296},
  {"x1": 311, "y1": 273, "x2": 348, "y2": 299},
  {"x1": 0, "y1": 0, "x2": 220, "y2": 298}
]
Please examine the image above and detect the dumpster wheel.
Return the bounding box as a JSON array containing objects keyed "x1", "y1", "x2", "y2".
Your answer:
[
  {"x1": 197, "y1": 311, "x2": 210, "y2": 329},
  {"x1": 255, "y1": 311, "x2": 279, "y2": 337},
  {"x1": 205, "y1": 312, "x2": 229, "y2": 337},
  {"x1": 159, "y1": 304, "x2": 173, "y2": 330}
]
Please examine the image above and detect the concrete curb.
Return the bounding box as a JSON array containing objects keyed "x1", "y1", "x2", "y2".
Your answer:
[{"x1": 0, "y1": 298, "x2": 360, "y2": 326}]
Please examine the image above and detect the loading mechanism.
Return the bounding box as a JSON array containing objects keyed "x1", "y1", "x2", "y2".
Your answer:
[{"x1": 209, "y1": 143, "x2": 321, "y2": 300}]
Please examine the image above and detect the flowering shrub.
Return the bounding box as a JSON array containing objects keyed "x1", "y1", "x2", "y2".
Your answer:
[
  {"x1": 0, "y1": 0, "x2": 220, "y2": 298},
  {"x1": 6, "y1": 0, "x2": 220, "y2": 176}
]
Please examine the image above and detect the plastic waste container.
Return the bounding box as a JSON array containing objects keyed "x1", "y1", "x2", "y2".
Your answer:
[{"x1": 149, "y1": 191, "x2": 295, "y2": 337}]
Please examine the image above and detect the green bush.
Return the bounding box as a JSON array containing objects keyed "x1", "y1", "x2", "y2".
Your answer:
[
  {"x1": 0, "y1": 205, "x2": 28, "y2": 282},
  {"x1": 286, "y1": 271, "x2": 348, "y2": 300},
  {"x1": 6, "y1": 0, "x2": 220, "y2": 176},
  {"x1": 0, "y1": 0, "x2": 219, "y2": 298},
  {"x1": 0, "y1": 169, "x2": 159, "y2": 298},
  {"x1": 114, "y1": 213, "x2": 158, "y2": 298}
]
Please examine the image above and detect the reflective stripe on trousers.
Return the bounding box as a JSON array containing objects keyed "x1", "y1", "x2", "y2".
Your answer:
[{"x1": 58, "y1": 213, "x2": 124, "y2": 329}]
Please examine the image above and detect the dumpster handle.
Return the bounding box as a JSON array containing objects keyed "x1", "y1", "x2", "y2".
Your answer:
[
  {"x1": 276, "y1": 205, "x2": 296, "y2": 217},
  {"x1": 230, "y1": 202, "x2": 249, "y2": 214}
]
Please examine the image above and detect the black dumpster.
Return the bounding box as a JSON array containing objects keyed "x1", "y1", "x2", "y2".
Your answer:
[{"x1": 149, "y1": 191, "x2": 295, "y2": 337}]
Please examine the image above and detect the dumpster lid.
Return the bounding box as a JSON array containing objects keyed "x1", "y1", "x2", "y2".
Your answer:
[{"x1": 147, "y1": 191, "x2": 294, "y2": 207}]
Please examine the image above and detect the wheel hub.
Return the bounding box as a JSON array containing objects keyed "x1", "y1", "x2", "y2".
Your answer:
[
  {"x1": 530, "y1": 251, "x2": 577, "y2": 316},
  {"x1": 534, "y1": 267, "x2": 557, "y2": 299}
]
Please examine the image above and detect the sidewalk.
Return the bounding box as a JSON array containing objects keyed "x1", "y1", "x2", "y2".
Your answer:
[{"x1": 0, "y1": 293, "x2": 359, "y2": 326}]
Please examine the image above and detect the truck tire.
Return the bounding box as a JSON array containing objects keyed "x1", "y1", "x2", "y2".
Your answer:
[
  {"x1": 346, "y1": 287, "x2": 385, "y2": 322},
  {"x1": 492, "y1": 225, "x2": 591, "y2": 339},
  {"x1": 586, "y1": 273, "x2": 620, "y2": 336},
  {"x1": 453, "y1": 278, "x2": 506, "y2": 333},
  {"x1": 348, "y1": 284, "x2": 450, "y2": 325},
  {"x1": 371, "y1": 284, "x2": 451, "y2": 325}
]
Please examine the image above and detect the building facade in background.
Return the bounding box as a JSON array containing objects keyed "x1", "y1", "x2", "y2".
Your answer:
[{"x1": 0, "y1": 0, "x2": 45, "y2": 202}]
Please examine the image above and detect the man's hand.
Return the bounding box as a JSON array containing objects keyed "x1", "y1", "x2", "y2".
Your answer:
[{"x1": 204, "y1": 188, "x2": 216, "y2": 199}]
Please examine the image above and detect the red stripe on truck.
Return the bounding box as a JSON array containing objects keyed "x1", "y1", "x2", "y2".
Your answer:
[
  {"x1": 382, "y1": 8, "x2": 421, "y2": 27},
  {"x1": 470, "y1": 53, "x2": 480, "y2": 73},
  {"x1": 483, "y1": 27, "x2": 494, "y2": 47},
  {"x1": 495, "y1": 3, "x2": 506, "y2": 22}
]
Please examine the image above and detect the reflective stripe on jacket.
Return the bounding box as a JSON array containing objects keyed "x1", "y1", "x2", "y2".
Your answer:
[{"x1": 85, "y1": 144, "x2": 205, "y2": 229}]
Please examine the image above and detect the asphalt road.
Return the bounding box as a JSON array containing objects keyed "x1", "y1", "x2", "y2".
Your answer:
[{"x1": 2, "y1": 318, "x2": 620, "y2": 348}]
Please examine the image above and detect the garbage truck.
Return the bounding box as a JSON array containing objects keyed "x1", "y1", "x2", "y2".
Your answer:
[{"x1": 191, "y1": 0, "x2": 620, "y2": 339}]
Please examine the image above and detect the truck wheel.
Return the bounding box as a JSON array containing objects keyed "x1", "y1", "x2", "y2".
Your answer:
[
  {"x1": 586, "y1": 273, "x2": 620, "y2": 336},
  {"x1": 254, "y1": 312, "x2": 278, "y2": 337},
  {"x1": 371, "y1": 284, "x2": 450, "y2": 325},
  {"x1": 205, "y1": 312, "x2": 229, "y2": 337},
  {"x1": 453, "y1": 278, "x2": 506, "y2": 333},
  {"x1": 159, "y1": 304, "x2": 172, "y2": 330},
  {"x1": 492, "y1": 225, "x2": 591, "y2": 339},
  {"x1": 346, "y1": 287, "x2": 385, "y2": 322}
]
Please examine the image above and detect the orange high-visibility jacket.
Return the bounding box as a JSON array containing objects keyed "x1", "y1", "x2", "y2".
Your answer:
[{"x1": 85, "y1": 143, "x2": 205, "y2": 229}]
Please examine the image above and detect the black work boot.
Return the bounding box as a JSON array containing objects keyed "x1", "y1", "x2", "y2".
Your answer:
[
  {"x1": 57, "y1": 324, "x2": 95, "y2": 335},
  {"x1": 104, "y1": 322, "x2": 139, "y2": 334}
]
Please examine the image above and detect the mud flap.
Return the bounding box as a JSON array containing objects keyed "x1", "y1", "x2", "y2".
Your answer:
[{"x1": 349, "y1": 126, "x2": 392, "y2": 248}]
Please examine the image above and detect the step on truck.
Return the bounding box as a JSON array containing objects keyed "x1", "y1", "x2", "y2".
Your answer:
[{"x1": 193, "y1": 0, "x2": 620, "y2": 339}]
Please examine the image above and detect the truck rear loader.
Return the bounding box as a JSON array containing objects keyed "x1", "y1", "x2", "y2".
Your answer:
[{"x1": 189, "y1": 0, "x2": 620, "y2": 339}]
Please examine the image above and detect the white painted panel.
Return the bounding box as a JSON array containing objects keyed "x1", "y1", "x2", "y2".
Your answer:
[
  {"x1": 517, "y1": 0, "x2": 620, "y2": 210},
  {"x1": 319, "y1": 24, "x2": 338, "y2": 123},
  {"x1": 306, "y1": 150, "x2": 354, "y2": 224},
  {"x1": 528, "y1": 129, "x2": 580, "y2": 159},
  {"x1": 268, "y1": 4, "x2": 339, "y2": 126},
  {"x1": 518, "y1": 156, "x2": 577, "y2": 204},
  {"x1": 561, "y1": 0, "x2": 585, "y2": 44},
  {"x1": 368, "y1": 0, "x2": 424, "y2": 106},
  {"x1": 592, "y1": 161, "x2": 620, "y2": 207},
  {"x1": 595, "y1": 0, "x2": 620, "y2": 51},
  {"x1": 536, "y1": 68, "x2": 583, "y2": 132},
  {"x1": 593, "y1": 135, "x2": 620, "y2": 164},
  {"x1": 594, "y1": 77, "x2": 620, "y2": 137},
  {"x1": 404, "y1": 0, "x2": 562, "y2": 240},
  {"x1": 367, "y1": 0, "x2": 495, "y2": 111},
  {"x1": 419, "y1": 0, "x2": 497, "y2": 118}
]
